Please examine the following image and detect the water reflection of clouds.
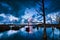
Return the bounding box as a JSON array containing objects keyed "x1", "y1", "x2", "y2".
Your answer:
[{"x1": 0, "y1": 28, "x2": 59, "y2": 40}]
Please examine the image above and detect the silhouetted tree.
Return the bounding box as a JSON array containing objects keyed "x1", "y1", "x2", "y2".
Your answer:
[{"x1": 35, "y1": 0, "x2": 47, "y2": 40}]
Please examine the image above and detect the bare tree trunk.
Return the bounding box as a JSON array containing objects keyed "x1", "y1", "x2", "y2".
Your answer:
[{"x1": 42, "y1": 0, "x2": 47, "y2": 40}]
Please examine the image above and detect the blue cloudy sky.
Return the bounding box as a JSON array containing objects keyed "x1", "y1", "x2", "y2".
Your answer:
[{"x1": 0, "y1": 0, "x2": 60, "y2": 24}]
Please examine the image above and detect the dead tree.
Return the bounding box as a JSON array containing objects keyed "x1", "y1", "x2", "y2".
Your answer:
[{"x1": 41, "y1": 0, "x2": 47, "y2": 40}]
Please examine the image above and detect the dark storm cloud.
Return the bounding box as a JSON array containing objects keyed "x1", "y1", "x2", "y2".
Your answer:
[
  {"x1": 0, "y1": 0, "x2": 40, "y2": 17},
  {"x1": 0, "y1": 0, "x2": 60, "y2": 15},
  {"x1": 47, "y1": 0, "x2": 60, "y2": 13},
  {"x1": 0, "y1": 0, "x2": 39, "y2": 11}
]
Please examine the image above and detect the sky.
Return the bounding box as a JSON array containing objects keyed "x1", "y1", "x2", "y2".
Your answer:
[{"x1": 0, "y1": 0, "x2": 60, "y2": 24}]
